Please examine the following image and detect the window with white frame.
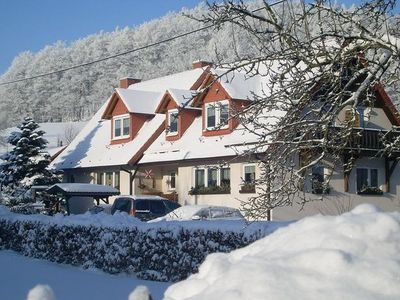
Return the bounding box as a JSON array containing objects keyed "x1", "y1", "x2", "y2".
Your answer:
[
  {"x1": 205, "y1": 100, "x2": 229, "y2": 130},
  {"x1": 96, "y1": 171, "x2": 120, "y2": 190},
  {"x1": 240, "y1": 164, "x2": 256, "y2": 193},
  {"x1": 356, "y1": 168, "x2": 378, "y2": 192},
  {"x1": 194, "y1": 167, "x2": 230, "y2": 189},
  {"x1": 113, "y1": 114, "x2": 130, "y2": 139},
  {"x1": 195, "y1": 169, "x2": 205, "y2": 188},
  {"x1": 243, "y1": 164, "x2": 256, "y2": 184},
  {"x1": 168, "y1": 110, "x2": 178, "y2": 135},
  {"x1": 168, "y1": 172, "x2": 176, "y2": 190}
]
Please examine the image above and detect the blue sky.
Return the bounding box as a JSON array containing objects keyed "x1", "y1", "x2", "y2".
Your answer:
[
  {"x1": 0, "y1": 0, "x2": 391, "y2": 75},
  {"x1": 0, "y1": 0, "x2": 204, "y2": 74}
]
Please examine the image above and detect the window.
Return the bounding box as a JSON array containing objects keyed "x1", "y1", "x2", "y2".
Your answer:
[
  {"x1": 105, "y1": 172, "x2": 113, "y2": 186},
  {"x1": 344, "y1": 108, "x2": 361, "y2": 127},
  {"x1": 114, "y1": 172, "x2": 120, "y2": 190},
  {"x1": 311, "y1": 166, "x2": 328, "y2": 194},
  {"x1": 96, "y1": 171, "x2": 120, "y2": 190},
  {"x1": 243, "y1": 165, "x2": 256, "y2": 184},
  {"x1": 205, "y1": 100, "x2": 229, "y2": 130},
  {"x1": 357, "y1": 168, "x2": 379, "y2": 192},
  {"x1": 97, "y1": 172, "x2": 104, "y2": 185},
  {"x1": 113, "y1": 114, "x2": 130, "y2": 139},
  {"x1": 195, "y1": 169, "x2": 205, "y2": 188},
  {"x1": 168, "y1": 172, "x2": 176, "y2": 190},
  {"x1": 194, "y1": 167, "x2": 231, "y2": 190},
  {"x1": 241, "y1": 164, "x2": 256, "y2": 193},
  {"x1": 208, "y1": 168, "x2": 218, "y2": 187},
  {"x1": 168, "y1": 110, "x2": 179, "y2": 135},
  {"x1": 221, "y1": 168, "x2": 230, "y2": 187}
]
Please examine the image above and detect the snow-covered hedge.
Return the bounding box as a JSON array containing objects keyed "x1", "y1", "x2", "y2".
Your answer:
[{"x1": 0, "y1": 206, "x2": 283, "y2": 282}]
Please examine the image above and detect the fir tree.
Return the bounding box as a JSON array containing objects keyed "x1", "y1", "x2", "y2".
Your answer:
[{"x1": 0, "y1": 117, "x2": 59, "y2": 205}]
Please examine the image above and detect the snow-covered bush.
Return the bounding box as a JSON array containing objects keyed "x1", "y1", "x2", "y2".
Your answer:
[{"x1": 0, "y1": 207, "x2": 280, "y2": 282}]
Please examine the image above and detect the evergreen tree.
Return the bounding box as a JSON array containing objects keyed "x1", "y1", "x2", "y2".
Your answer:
[{"x1": 0, "y1": 117, "x2": 59, "y2": 205}]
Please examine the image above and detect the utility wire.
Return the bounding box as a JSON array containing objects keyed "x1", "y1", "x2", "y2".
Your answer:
[{"x1": 0, "y1": 0, "x2": 286, "y2": 86}]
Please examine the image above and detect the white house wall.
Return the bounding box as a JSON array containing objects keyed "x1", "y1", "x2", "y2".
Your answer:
[
  {"x1": 336, "y1": 106, "x2": 392, "y2": 130},
  {"x1": 176, "y1": 162, "x2": 261, "y2": 208},
  {"x1": 272, "y1": 157, "x2": 400, "y2": 220}
]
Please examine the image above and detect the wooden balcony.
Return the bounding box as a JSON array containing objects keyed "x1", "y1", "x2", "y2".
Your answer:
[{"x1": 346, "y1": 128, "x2": 400, "y2": 152}]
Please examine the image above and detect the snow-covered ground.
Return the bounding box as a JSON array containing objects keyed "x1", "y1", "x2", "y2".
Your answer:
[
  {"x1": 165, "y1": 204, "x2": 400, "y2": 300},
  {"x1": 0, "y1": 250, "x2": 170, "y2": 300}
]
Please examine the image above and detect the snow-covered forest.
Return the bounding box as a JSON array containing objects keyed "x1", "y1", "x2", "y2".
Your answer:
[{"x1": 0, "y1": 3, "x2": 259, "y2": 128}]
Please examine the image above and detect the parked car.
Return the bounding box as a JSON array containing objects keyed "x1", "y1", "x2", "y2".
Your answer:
[
  {"x1": 111, "y1": 195, "x2": 180, "y2": 221},
  {"x1": 150, "y1": 205, "x2": 245, "y2": 222}
]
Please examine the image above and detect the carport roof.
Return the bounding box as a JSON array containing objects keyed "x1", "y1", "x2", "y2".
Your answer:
[{"x1": 46, "y1": 183, "x2": 120, "y2": 198}]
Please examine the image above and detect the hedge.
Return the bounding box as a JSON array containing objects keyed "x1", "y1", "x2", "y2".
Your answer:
[{"x1": 0, "y1": 209, "x2": 282, "y2": 282}]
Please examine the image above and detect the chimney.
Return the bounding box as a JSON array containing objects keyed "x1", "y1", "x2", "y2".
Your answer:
[
  {"x1": 119, "y1": 77, "x2": 141, "y2": 89},
  {"x1": 192, "y1": 60, "x2": 214, "y2": 69}
]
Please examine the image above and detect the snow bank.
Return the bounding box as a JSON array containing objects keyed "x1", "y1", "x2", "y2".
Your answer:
[
  {"x1": 26, "y1": 285, "x2": 56, "y2": 300},
  {"x1": 165, "y1": 204, "x2": 400, "y2": 300}
]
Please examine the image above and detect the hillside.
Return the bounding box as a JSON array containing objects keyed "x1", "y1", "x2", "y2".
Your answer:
[{"x1": 0, "y1": 3, "x2": 259, "y2": 128}]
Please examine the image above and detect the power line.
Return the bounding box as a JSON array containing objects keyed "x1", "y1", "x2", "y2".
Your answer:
[{"x1": 0, "y1": 0, "x2": 286, "y2": 86}]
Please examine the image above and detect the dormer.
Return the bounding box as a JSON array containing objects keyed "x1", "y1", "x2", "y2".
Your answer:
[
  {"x1": 194, "y1": 72, "x2": 252, "y2": 137},
  {"x1": 155, "y1": 89, "x2": 200, "y2": 141},
  {"x1": 102, "y1": 88, "x2": 161, "y2": 145}
]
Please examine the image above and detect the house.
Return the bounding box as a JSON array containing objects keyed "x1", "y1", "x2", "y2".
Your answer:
[{"x1": 52, "y1": 61, "x2": 400, "y2": 220}]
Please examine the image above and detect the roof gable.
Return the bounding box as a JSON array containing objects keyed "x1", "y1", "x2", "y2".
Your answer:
[
  {"x1": 373, "y1": 84, "x2": 400, "y2": 126},
  {"x1": 155, "y1": 89, "x2": 199, "y2": 113},
  {"x1": 102, "y1": 89, "x2": 162, "y2": 119}
]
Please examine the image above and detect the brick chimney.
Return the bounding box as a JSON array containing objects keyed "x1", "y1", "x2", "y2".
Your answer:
[
  {"x1": 192, "y1": 60, "x2": 214, "y2": 69},
  {"x1": 119, "y1": 77, "x2": 141, "y2": 89}
]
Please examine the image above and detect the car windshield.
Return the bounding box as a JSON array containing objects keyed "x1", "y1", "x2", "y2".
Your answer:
[
  {"x1": 135, "y1": 200, "x2": 150, "y2": 211},
  {"x1": 211, "y1": 207, "x2": 243, "y2": 219},
  {"x1": 112, "y1": 199, "x2": 131, "y2": 213},
  {"x1": 164, "y1": 200, "x2": 180, "y2": 211},
  {"x1": 150, "y1": 201, "x2": 166, "y2": 214}
]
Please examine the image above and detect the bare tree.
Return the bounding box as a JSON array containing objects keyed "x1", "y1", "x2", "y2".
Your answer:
[
  {"x1": 63, "y1": 123, "x2": 80, "y2": 145},
  {"x1": 199, "y1": 0, "x2": 400, "y2": 219}
]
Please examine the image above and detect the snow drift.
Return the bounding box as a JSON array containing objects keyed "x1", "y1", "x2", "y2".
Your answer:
[{"x1": 165, "y1": 204, "x2": 400, "y2": 300}]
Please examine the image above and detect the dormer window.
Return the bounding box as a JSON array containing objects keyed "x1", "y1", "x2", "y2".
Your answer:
[
  {"x1": 168, "y1": 109, "x2": 179, "y2": 135},
  {"x1": 205, "y1": 100, "x2": 229, "y2": 130},
  {"x1": 113, "y1": 114, "x2": 130, "y2": 139}
]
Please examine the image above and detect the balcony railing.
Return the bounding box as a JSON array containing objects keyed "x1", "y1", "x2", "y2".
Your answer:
[{"x1": 347, "y1": 129, "x2": 400, "y2": 151}]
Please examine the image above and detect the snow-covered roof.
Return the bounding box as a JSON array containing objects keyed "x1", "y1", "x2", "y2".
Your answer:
[
  {"x1": 128, "y1": 67, "x2": 206, "y2": 92},
  {"x1": 140, "y1": 116, "x2": 261, "y2": 164},
  {"x1": 167, "y1": 88, "x2": 199, "y2": 108},
  {"x1": 51, "y1": 99, "x2": 165, "y2": 169},
  {"x1": 47, "y1": 183, "x2": 120, "y2": 196},
  {"x1": 114, "y1": 88, "x2": 163, "y2": 114},
  {"x1": 213, "y1": 67, "x2": 268, "y2": 100}
]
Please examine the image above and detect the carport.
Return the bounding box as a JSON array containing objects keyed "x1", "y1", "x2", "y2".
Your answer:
[{"x1": 46, "y1": 183, "x2": 120, "y2": 215}]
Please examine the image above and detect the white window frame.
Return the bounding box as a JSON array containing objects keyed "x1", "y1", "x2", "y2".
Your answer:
[
  {"x1": 204, "y1": 100, "x2": 230, "y2": 130},
  {"x1": 113, "y1": 114, "x2": 130, "y2": 140},
  {"x1": 167, "y1": 109, "x2": 179, "y2": 136},
  {"x1": 95, "y1": 171, "x2": 120, "y2": 189},
  {"x1": 193, "y1": 166, "x2": 230, "y2": 188},
  {"x1": 168, "y1": 172, "x2": 177, "y2": 190},
  {"x1": 242, "y1": 164, "x2": 256, "y2": 184}
]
